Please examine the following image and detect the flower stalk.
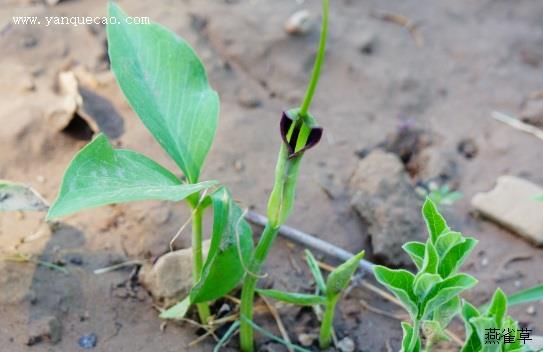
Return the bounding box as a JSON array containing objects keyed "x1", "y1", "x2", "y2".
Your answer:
[{"x1": 238, "y1": 0, "x2": 329, "y2": 350}]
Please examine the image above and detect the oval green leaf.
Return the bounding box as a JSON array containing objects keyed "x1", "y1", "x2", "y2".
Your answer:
[
  {"x1": 422, "y1": 198, "x2": 449, "y2": 243},
  {"x1": 373, "y1": 266, "x2": 418, "y2": 320},
  {"x1": 107, "y1": 3, "x2": 219, "y2": 183}
]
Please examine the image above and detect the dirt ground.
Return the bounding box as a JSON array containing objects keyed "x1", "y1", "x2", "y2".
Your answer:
[{"x1": 1, "y1": 0, "x2": 543, "y2": 351}]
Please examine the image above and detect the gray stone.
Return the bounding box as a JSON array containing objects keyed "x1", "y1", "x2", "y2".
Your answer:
[
  {"x1": 139, "y1": 240, "x2": 211, "y2": 306},
  {"x1": 472, "y1": 175, "x2": 543, "y2": 245},
  {"x1": 350, "y1": 149, "x2": 425, "y2": 266},
  {"x1": 521, "y1": 99, "x2": 543, "y2": 127},
  {"x1": 27, "y1": 316, "x2": 62, "y2": 345},
  {"x1": 337, "y1": 337, "x2": 355, "y2": 352},
  {"x1": 412, "y1": 146, "x2": 458, "y2": 183},
  {"x1": 284, "y1": 10, "x2": 312, "y2": 36}
]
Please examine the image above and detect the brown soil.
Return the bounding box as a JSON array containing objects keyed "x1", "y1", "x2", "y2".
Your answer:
[{"x1": 1, "y1": 0, "x2": 542, "y2": 351}]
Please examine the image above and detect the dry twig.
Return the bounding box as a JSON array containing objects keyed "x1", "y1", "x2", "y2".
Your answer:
[
  {"x1": 259, "y1": 294, "x2": 294, "y2": 352},
  {"x1": 492, "y1": 111, "x2": 543, "y2": 141},
  {"x1": 371, "y1": 11, "x2": 424, "y2": 47}
]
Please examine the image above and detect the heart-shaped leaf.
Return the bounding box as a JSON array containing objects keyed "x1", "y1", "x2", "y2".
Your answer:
[
  {"x1": 403, "y1": 241, "x2": 426, "y2": 270},
  {"x1": 438, "y1": 237, "x2": 478, "y2": 278},
  {"x1": 325, "y1": 250, "x2": 364, "y2": 297},
  {"x1": 373, "y1": 266, "x2": 418, "y2": 319},
  {"x1": 47, "y1": 134, "x2": 215, "y2": 219},
  {"x1": 256, "y1": 289, "x2": 327, "y2": 306},
  {"x1": 107, "y1": 3, "x2": 219, "y2": 183},
  {"x1": 190, "y1": 187, "x2": 253, "y2": 303},
  {"x1": 422, "y1": 198, "x2": 449, "y2": 243}
]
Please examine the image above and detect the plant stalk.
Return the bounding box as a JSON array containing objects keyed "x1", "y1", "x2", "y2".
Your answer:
[
  {"x1": 409, "y1": 320, "x2": 421, "y2": 352},
  {"x1": 319, "y1": 295, "x2": 339, "y2": 349},
  {"x1": 239, "y1": 1, "x2": 329, "y2": 349},
  {"x1": 191, "y1": 204, "x2": 210, "y2": 324},
  {"x1": 239, "y1": 223, "x2": 280, "y2": 352},
  {"x1": 299, "y1": 0, "x2": 329, "y2": 118}
]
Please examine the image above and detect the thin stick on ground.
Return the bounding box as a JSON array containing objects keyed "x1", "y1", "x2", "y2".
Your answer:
[
  {"x1": 259, "y1": 293, "x2": 294, "y2": 352},
  {"x1": 492, "y1": 111, "x2": 543, "y2": 140},
  {"x1": 93, "y1": 260, "x2": 143, "y2": 274},
  {"x1": 359, "y1": 298, "x2": 407, "y2": 320},
  {"x1": 213, "y1": 321, "x2": 240, "y2": 352},
  {"x1": 245, "y1": 210, "x2": 374, "y2": 273},
  {"x1": 370, "y1": 11, "x2": 424, "y2": 47}
]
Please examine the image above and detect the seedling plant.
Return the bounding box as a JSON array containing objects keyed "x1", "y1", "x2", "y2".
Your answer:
[
  {"x1": 374, "y1": 199, "x2": 543, "y2": 352},
  {"x1": 46, "y1": 0, "x2": 332, "y2": 350},
  {"x1": 258, "y1": 249, "x2": 365, "y2": 349}
]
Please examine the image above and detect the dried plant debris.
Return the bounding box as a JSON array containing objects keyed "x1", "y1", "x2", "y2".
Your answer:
[{"x1": 0, "y1": 180, "x2": 49, "y2": 212}]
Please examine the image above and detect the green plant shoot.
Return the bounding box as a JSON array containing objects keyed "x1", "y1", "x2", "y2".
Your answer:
[
  {"x1": 257, "y1": 249, "x2": 365, "y2": 349},
  {"x1": 47, "y1": 2, "x2": 254, "y2": 325},
  {"x1": 374, "y1": 198, "x2": 478, "y2": 351},
  {"x1": 238, "y1": 1, "x2": 328, "y2": 350},
  {"x1": 374, "y1": 199, "x2": 543, "y2": 352}
]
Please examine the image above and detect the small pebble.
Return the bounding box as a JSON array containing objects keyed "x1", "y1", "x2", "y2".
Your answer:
[
  {"x1": 359, "y1": 31, "x2": 378, "y2": 55},
  {"x1": 233, "y1": 160, "x2": 244, "y2": 172},
  {"x1": 78, "y1": 333, "x2": 98, "y2": 349},
  {"x1": 527, "y1": 305, "x2": 536, "y2": 316},
  {"x1": 238, "y1": 88, "x2": 261, "y2": 108},
  {"x1": 298, "y1": 333, "x2": 317, "y2": 347},
  {"x1": 284, "y1": 10, "x2": 312, "y2": 36},
  {"x1": 481, "y1": 257, "x2": 489, "y2": 267},
  {"x1": 337, "y1": 337, "x2": 355, "y2": 352},
  {"x1": 69, "y1": 255, "x2": 84, "y2": 266}
]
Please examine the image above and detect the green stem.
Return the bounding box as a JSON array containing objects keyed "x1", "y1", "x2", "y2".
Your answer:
[
  {"x1": 424, "y1": 339, "x2": 433, "y2": 352},
  {"x1": 408, "y1": 320, "x2": 421, "y2": 352},
  {"x1": 319, "y1": 295, "x2": 339, "y2": 349},
  {"x1": 239, "y1": 223, "x2": 280, "y2": 352},
  {"x1": 191, "y1": 204, "x2": 210, "y2": 324},
  {"x1": 299, "y1": 0, "x2": 329, "y2": 118}
]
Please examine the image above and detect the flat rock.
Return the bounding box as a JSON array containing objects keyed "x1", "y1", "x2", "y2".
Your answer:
[
  {"x1": 472, "y1": 175, "x2": 543, "y2": 245},
  {"x1": 350, "y1": 149, "x2": 425, "y2": 267},
  {"x1": 139, "y1": 240, "x2": 211, "y2": 306}
]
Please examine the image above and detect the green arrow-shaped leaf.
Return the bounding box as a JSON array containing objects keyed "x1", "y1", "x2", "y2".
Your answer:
[
  {"x1": 47, "y1": 134, "x2": 215, "y2": 219},
  {"x1": 190, "y1": 187, "x2": 253, "y2": 303},
  {"x1": 107, "y1": 3, "x2": 219, "y2": 183}
]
